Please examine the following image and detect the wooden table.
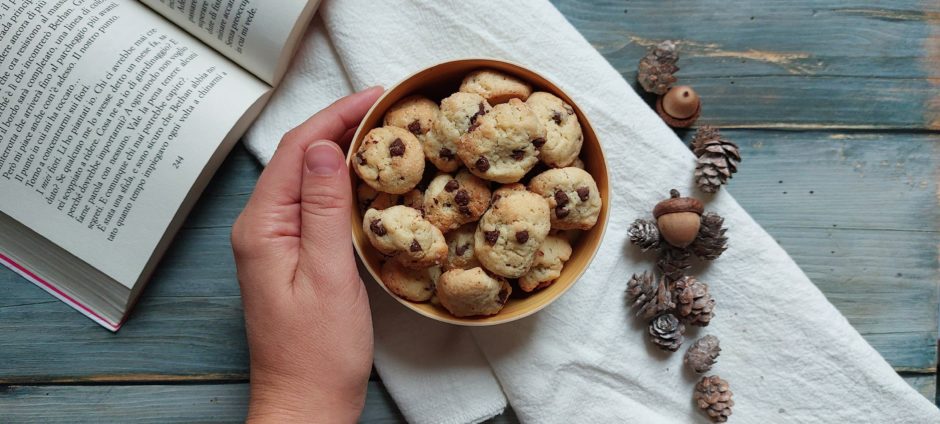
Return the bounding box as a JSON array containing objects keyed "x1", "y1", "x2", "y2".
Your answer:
[{"x1": 2, "y1": 1, "x2": 937, "y2": 421}]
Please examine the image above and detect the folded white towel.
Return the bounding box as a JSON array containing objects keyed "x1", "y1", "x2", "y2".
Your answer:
[{"x1": 244, "y1": 1, "x2": 940, "y2": 423}]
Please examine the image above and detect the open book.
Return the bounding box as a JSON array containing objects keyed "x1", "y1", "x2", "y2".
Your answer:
[{"x1": 0, "y1": 0, "x2": 320, "y2": 330}]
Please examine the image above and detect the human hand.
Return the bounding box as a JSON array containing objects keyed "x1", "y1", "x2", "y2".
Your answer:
[{"x1": 231, "y1": 87, "x2": 384, "y2": 423}]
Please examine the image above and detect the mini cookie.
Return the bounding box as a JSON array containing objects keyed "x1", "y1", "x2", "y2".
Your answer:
[
  {"x1": 444, "y1": 224, "x2": 481, "y2": 271},
  {"x1": 518, "y1": 235, "x2": 572, "y2": 292},
  {"x1": 365, "y1": 189, "x2": 424, "y2": 213},
  {"x1": 383, "y1": 95, "x2": 438, "y2": 139},
  {"x1": 529, "y1": 167, "x2": 602, "y2": 230},
  {"x1": 456, "y1": 99, "x2": 545, "y2": 183},
  {"x1": 385, "y1": 95, "x2": 458, "y2": 173},
  {"x1": 425, "y1": 92, "x2": 493, "y2": 172},
  {"x1": 380, "y1": 261, "x2": 440, "y2": 302},
  {"x1": 436, "y1": 267, "x2": 511, "y2": 317},
  {"x1": 423, "y1": 170, "x2": 491, "y2": 232},
  {"x1": 459, "y1": 69, "x2": 533, "y2": 104},
  {"x1": 474, "y1": 188, "x2": 551, "y2": 278},
  {"x1": 525, "y1": 92, "x2": 583, "y2": 168},
  {"x1": 363, "y1": 206, "x2": 447, "y2": 269},
  {"x1": 358, "y1": 182, "x2": 423, "y2": 213},
  {"x1": 353, "y1": 126, "x2": 425, "y2": 194}
]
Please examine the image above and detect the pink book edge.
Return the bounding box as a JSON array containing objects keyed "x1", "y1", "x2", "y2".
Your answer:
[{"x1": 0, "y1": 253, "x2": 123, "y2": 332}]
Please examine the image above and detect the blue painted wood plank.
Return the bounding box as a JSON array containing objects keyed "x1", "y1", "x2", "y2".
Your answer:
[
  {"x1": 0, "y1": 383, "x2": 521, "y2": 423},
  {"x1": 552, "y1": 0, "x2": 940, "y2": 129}
]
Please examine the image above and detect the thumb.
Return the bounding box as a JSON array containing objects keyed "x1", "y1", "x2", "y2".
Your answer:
[{"x1": 297, "y1": 140, "x2": 358, "y2": 288}]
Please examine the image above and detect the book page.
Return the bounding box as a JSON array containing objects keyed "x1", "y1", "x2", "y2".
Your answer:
[
  {"x1": 139, "y1": 0, "x2": 318, "y2": 84},
  {"x1": 0, "y1": 0, "x2": 269, "y2": 287}
]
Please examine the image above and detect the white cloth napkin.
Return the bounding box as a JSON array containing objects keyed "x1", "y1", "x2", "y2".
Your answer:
[{"x1": 244, "y1": 1, "x2": 940, "y2": 423}]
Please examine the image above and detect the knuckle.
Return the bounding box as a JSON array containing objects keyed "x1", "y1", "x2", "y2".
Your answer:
[{"x1": 302, "y1": 189, "x2": 349, "y2": 217}]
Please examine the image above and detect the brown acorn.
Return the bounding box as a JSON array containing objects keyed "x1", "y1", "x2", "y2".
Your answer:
[
  {"x1": 653, "y1": 189, "x2": 704, "y2": 248},
  {"x1": 656, "y1": 85, "x2": 700, "y2": 128}
]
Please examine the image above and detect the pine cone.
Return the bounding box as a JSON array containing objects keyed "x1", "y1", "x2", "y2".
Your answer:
[
  {"x1": 685, "y1": 335, "x2": 721, "y2": 373},
  {"x1": 674, "y1": 276, "x2": 715, "y2": 326},
  {"x1": 649, "y1": 313, "x2": 685, "y2": 352},
  {"x1": 690, "y1": 212, "x2": 728, "y2": 260},
  {"x1": 627, "y1": 272, "x2": 675, "y2": 319},
  {"x1": 657, "y1": 244, "x2": 691, "y2": 282},
  {"x1": 694, "y1": 375, "x2": 734, "y2": 422},
  {"x1": 637, "y1": 40, "x2": 679, "y2": 95},
  {"x1": 629, "y1": 218, "x2": 661, "y2": 252},
  {"x1": 691, "y1": 126, "x2": 741, "y2": 193}
]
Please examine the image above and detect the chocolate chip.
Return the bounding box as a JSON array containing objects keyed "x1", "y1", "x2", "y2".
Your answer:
[
  {"x1": 468, "y1": 121, "x2": 481, "y2": 132},
  {"x1": 455, "y1": 243, "x2": 470, "y2": 256},
  {"x1": 475, "y1": 157, "x2": 490, "y2": 172},
  {"x1": 370, "y1": 219, "x2": 387, "y2": 236},
  {"x1": 497, "y1": 285, "x2": 510, "y2": 305},
  {"x1": 389, "y1": 138, "x2": 405, "y2": 157},
  {"x1": 410, "y1": 239, "x2": 421, "y2": 252},
  {"x1": 457, "y1": 205, "x2": 472, "y2": 215},
  {"x1": 564, "y1": 105, "x2": 575, "y2": 115},
  {"x1": 492, "y1": 194, "x2": 501, "y2": 203},
  {"x1": 576, "y1": 186, "x2": 590, "y2": 201},
  {"x1": 555, "y1": 205, "x2": 570, "y2": 218},
  {"x1": 454, "y1": 189, "x2": 470, "y2": 206},
  {"x1": 444, "y1": 179, "x2": 459, "y2": 192},
  {"x1": 554, "y1": 190, "x2": 569, "y2": 207},
  {"x1": 439, "y1": 147, "x2": 455, "y2": 160},
  {"x1": 510, "y1": 149, "x2": 525, "y2": 160},
  {"x1": 515, "y1": 231, "x2": 529, "y2": 243},
  {"x1": 469, "y1": 102, "x2": 486, "y2": 129},
  {"x1": 356, "y1": 151, "x2": 367, "y2": 165},
  {"x1": 484, "y1": 230, "x2": 499, "y2": 245},
  {"x1": 532, "y1": 138, "x2": 546, "y2": 149},
  {"x1": 552, "y1": 111, "x2": 562, "y2": 125},
  {"x1": 407, "y1": 120, "x2": 422, "y2": 135}
]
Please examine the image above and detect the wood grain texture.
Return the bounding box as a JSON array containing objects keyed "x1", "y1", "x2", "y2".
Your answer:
[
  {"x1": 551, "y1": 0, "x2": 940, "y2": 129},
  {"x1": 0, "y1": 383, "x2": 521, "y2": 423}
]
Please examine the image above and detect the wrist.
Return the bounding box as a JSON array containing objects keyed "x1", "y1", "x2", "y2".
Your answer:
[{"x1": 247, "y1": 370, "x2": 365, "y2": 423}]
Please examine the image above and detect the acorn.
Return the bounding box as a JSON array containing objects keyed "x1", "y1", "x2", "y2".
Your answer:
[
  {"x1": 656, "y1": 85, "x2": 700, "y2": 128},
  {"x1": 653, "y1": 189, "x2": 704, "y2": 248}
]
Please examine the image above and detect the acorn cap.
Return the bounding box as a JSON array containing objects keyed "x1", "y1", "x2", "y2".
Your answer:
[{"x1": 653, "y1": 189, "x2": 704, "y2": 218}]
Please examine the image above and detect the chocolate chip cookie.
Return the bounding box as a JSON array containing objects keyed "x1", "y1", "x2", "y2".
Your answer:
[
  {"x1": 525, "y1": 91, "x2": 583, "y2": 168},
  {"x1": 444, "y1": 224, "x2": 481, "y2": 271},
  {"x1": 436, "y1": 267, "x2": 512, "y2": 317},
  {"x1": 384, "y1": 95, "x2": 438, "y2": 139},
  {"x1": 424, "y1": 92, "x2": 494, "y2": 173},
  {"x1": 423, "y1": 170, "x2": 491, "y2": 232},
  {"x1": 358, "y1": 182, "x2": 424, "y2": 213},
  {"x1": 529, "y1": 167, "x2": 602, "y2": 230},
  {"x1": 363, "y1": 205, "x2": 447, "y2": 269},
  {"x1": 380, "y1": 260, "x2": 440, "y2": 302},
  {"x1": 459, "y1": 69, "x2": 533, "y2": 104},
  {"x1": 518, "y1": 235, "x2": 573, "y2": 292},
  {"x1": 353, "y1": 126, "x2": 425, "y2": 194},
  {"x1": 474, "y1": 187, "x2": 551, "y2": 278},
  {"x1": 456, "y1": 99, "x2": 545, "y2": 183}
]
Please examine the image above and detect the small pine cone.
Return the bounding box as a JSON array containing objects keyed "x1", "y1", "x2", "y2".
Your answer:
[
  {"x1": 649, "y1": 313, "x2": 685, "y2": 352},
  {"x1": 685, "y1": 335, "x2": 721, "y2": 373},
  {"x1": 694, "y1": 375, "x2": 734, "y2": 422},
  {"x1": 690, "y1": 212, "x2": 728, "y2": 260},
  {"x1": 674, "y1": 276, "x2": 715, "y2": 326},
  {"x1": 657, "y1": 245, "x2": 691, "y2": 282},
  {"x1": 627, "y1": 272, "x2": 675, "y2": 319},
  {"x1": 691, "y1": 126, "x2": 741, "y2": 193},
  {"x1": 637, "y1": 40, "x2": 679, "y2": 95},
  {"x1": 629, "y1": 218, "x2": 661, "y2": 252}
]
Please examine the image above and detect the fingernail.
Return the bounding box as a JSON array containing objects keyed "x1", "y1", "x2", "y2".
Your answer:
[{"x1": 305, "y1": 141, "x2": 343, "y2": 176}]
